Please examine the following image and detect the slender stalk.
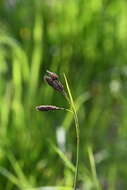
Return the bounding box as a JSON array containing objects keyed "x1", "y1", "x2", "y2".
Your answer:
[
  {"x1": 73, "y1": 110, "x2": 80, "y2": 190},
  {"x1": 63, "y1": 74, "x2": 80, "y2": 190}
]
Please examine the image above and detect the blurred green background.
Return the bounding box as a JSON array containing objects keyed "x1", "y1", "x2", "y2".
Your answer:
[{"x1": 1, "y1": 0, "x2": 127, "y2": 189}]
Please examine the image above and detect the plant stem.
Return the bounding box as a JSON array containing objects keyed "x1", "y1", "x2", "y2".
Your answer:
[
  {"x1": 73, "y1": 110, "x2": 80, "y2": 190},
  {"x1": 63, "y1": 74, "x2": 80, "y2": 190}
]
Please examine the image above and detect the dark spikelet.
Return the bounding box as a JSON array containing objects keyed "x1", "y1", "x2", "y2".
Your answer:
[
  {"x1": 46, "y1": 70, "x2": 59, "y2": 80},
  {"x1": 44, "y1": 76, "x2": 54, "y2": 87},
  {"x1": 36, "y1": 105, "x2": 64, "y2": 111},
  {"x1": 51, "y1": 79, "x2": 64, "y2": 92},
  {"x1": 44, "y1": 75, "x2": 64, "y2": 93}
]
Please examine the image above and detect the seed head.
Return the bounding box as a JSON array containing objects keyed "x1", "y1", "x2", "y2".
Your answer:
[
  {"x1": 46, "y1": 70, "x2": 59, "y2": 80},
  {"x1": 36, "y1": 105, "x2": 64, "y2": 111},
  {"x1": 44, "y1": 75, "x2": 65, "y2": 93},
  {"x1": 44, "y1": 75, "x2": 54, "y2": 87}
]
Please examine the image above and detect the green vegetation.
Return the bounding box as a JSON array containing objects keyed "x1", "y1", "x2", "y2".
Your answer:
[{"x1": 1, "y1": 0, "x2": 127, "y2": 189}]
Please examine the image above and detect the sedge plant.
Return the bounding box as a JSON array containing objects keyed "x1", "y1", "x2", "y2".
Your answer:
[{"x1": 36, "y1": 70, "x2": 80, "y2": 190}]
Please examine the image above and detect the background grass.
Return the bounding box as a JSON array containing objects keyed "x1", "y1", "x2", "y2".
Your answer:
[{"x1": 1, "y1": 0, "x2": 127, "y2": 189}]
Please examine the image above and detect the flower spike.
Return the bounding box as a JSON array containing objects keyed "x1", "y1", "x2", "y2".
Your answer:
[
  {"x1": 36, "y1": 105, "x2": 65, "y2": 111},
  {"x1": 44, "y1": 71, "x2": 65, "y2": 94},
  {"x1": 46, "y1": 70, "x2": 59, "y2": 80}
]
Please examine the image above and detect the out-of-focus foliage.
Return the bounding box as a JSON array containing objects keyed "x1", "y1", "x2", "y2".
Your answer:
[{"x1": 1, "y1": 0, "x2": 127, "y2": 189}]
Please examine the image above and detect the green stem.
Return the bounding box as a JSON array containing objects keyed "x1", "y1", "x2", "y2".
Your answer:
[
  {"x1": 73, "y1": 110, "x2": 80, "y2": 190},
  {"x1": 63, "y1": 74, "x2": 80, "y2": 190}
]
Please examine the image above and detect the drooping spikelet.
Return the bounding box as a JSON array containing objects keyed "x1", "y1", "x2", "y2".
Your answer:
[
  {"x1": 46, "y1": 70, "x2": 59, "y2": 80},
  {"x1": 36, "y1": 105, "x2": 64, "y2": 111},
  {"x1": 44, "y1": 70, "x2": 65, "y2": 94}
]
